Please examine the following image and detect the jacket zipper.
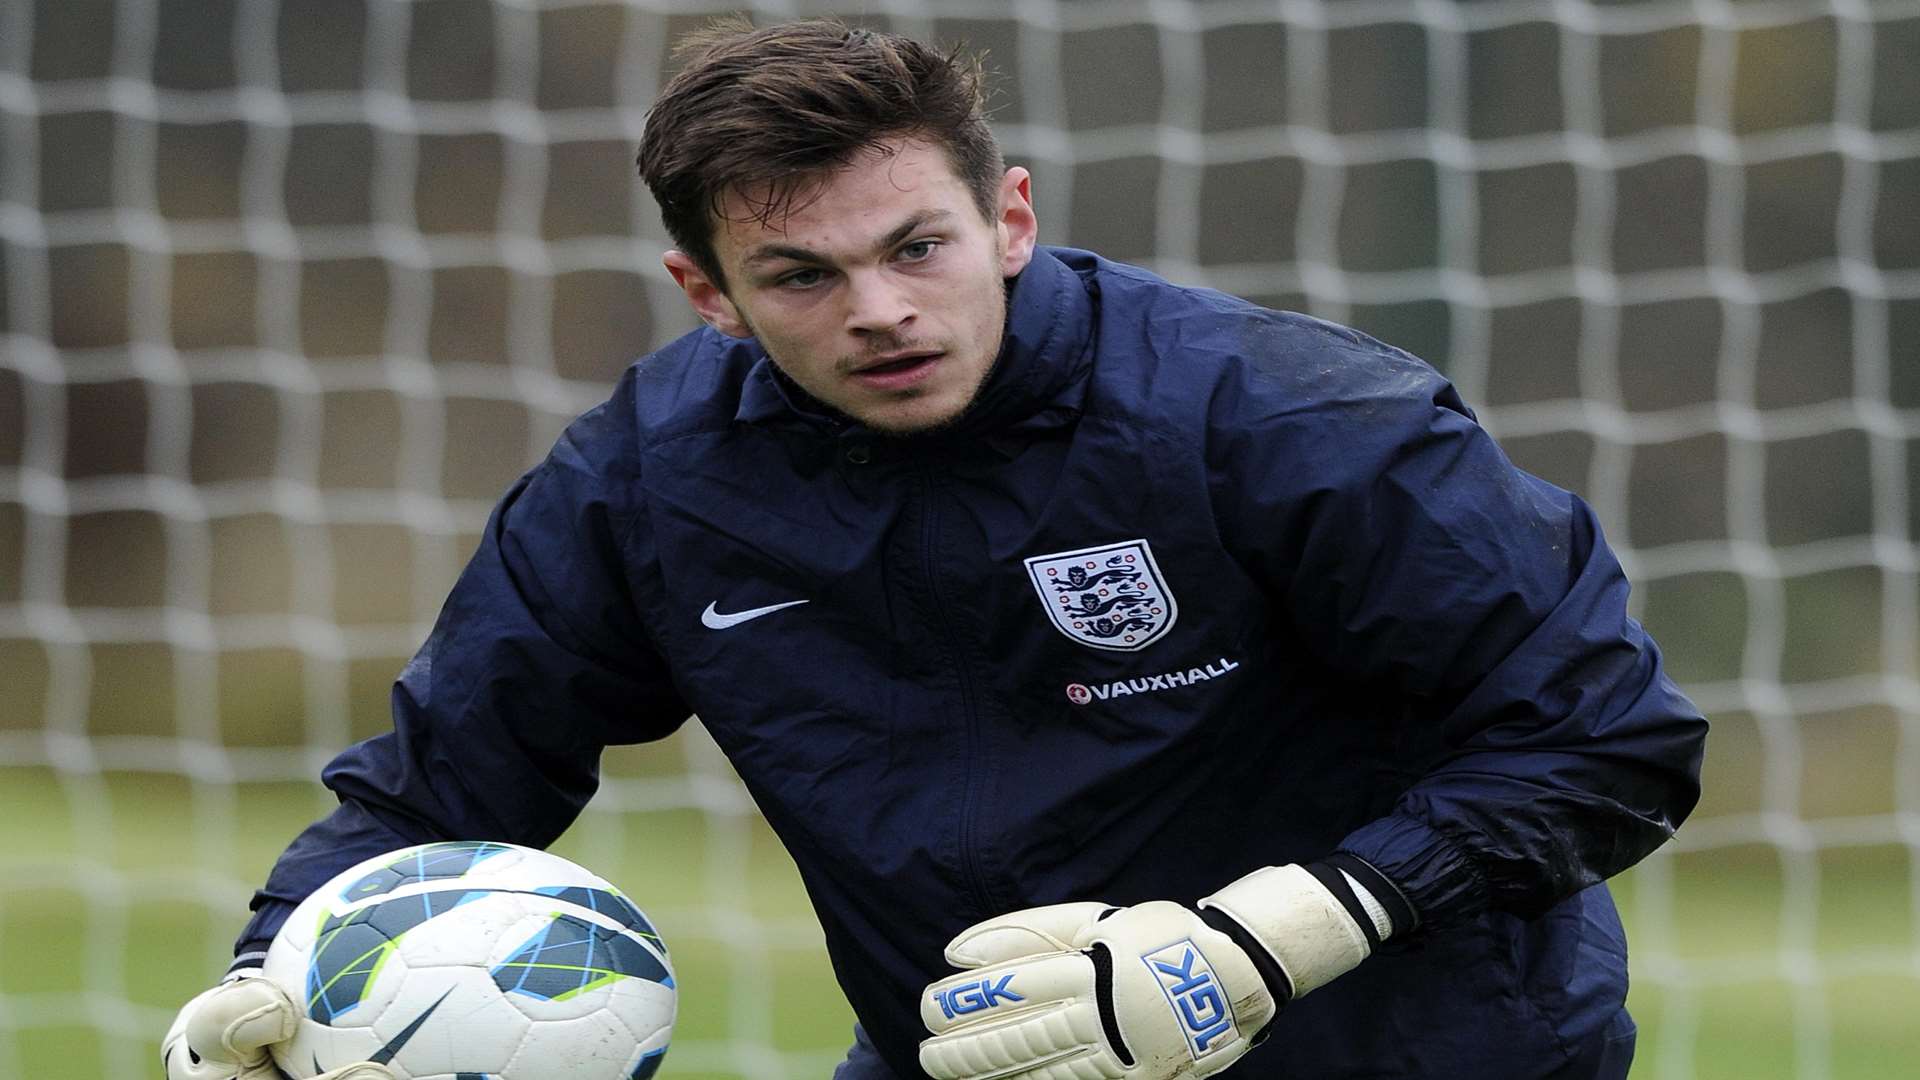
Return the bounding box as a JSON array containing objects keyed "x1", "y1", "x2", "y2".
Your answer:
[{"x1": 918, "y1": 467, "x2": 998, "y2": 918}]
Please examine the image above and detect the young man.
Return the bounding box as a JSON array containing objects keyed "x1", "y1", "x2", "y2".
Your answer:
[{"x1": 164, "y1": 19, "x2": 1706, "y2": 1080}]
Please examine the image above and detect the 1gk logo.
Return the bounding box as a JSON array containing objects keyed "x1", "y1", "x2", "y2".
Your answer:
[
  {"x1": 1142, "y1": 941, "x2": 1235, "y2": 1060},
  {"x1": 933, "y1": 974, "x2": 1024, "y2": 1020}
]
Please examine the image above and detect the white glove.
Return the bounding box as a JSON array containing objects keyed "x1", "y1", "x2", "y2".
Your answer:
[
  {"x1": 918, "y1": 899, "x2": 1270, "y2": 1080},
  {"x1": 161, "y1": 972, "x2": 396, "y2": 1080},
  {"x1": 918, "y1": 860, "x2": 1406, "y2": 1080}
]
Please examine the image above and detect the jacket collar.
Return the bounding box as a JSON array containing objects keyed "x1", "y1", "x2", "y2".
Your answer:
[{"x1": 732, "y1": 246, "x2": 1095, "y2": 451}]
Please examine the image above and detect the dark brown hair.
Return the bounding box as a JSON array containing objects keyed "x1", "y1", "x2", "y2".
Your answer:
[{"x1": 637, "y1": 17, "x2": 1003, "y2": 287}]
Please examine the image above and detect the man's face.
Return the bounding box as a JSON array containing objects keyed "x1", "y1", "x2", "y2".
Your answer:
[{"x1": 665, "y1": 140, "x2": 1038, "y2": 434}]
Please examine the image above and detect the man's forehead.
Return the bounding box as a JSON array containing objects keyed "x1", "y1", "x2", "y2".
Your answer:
[{"x1": 712, "y1": 141, "x2": 974, "y2": 249}]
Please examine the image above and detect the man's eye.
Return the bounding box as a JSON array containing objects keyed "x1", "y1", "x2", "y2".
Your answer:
[
  {"x1": 779, "y1": 268, "x2": 826, "y2": 288},
  {"x1": 899, "y1": 240, "x2": 939, "y2": 261}
]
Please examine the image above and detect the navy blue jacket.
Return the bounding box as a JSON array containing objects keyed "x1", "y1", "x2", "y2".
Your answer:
[{"x1": 242, "y1": 247, "x2": 1706, "y2": 1079}]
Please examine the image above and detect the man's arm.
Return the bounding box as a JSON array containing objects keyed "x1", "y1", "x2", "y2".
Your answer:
[
  {"x1": 232, "y1": 378, "x2": 692, "y2": 960},
  {"x1": 1217, "y1": 324, "x2": 1707, "y2": 928},
  {"x1": 166, "y1": 374, "x2": 691, "y2": 1079}
]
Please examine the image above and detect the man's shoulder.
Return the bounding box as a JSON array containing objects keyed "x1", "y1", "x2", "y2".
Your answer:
[
  {"x1": 619, "y1": 324, "x2": 764, "y2": 442},
  {"x1": 534, "y1": 324, "x2": 759, "y2": 495},
  {"x1": 1075, "y1": 252, "x2": 1453, "y2": 428},
  {"x1": 559, "y1": 324, "x2": 758, "y2": 449}
]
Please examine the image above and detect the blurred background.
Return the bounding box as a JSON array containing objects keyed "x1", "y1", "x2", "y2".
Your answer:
[{"x1": 2, "y1": 0, "x2": 1917, "y2": 1076}]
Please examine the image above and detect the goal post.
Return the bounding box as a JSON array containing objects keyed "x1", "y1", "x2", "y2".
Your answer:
[{"x1": 2, "y1": 1, "x2": 1917, "y2": 1078}]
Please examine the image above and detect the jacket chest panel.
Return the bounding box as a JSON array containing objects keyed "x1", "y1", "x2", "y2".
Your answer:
[{"x1": 641, "y1": 426, "x2": 1273, "y2": 751}]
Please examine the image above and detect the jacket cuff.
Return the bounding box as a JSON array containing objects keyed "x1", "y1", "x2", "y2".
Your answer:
[
  {"x1": 1335, "y1": 813, "x2": 1488, "y2": 932},
  {"x1": 226, "y1": 948, "x2": 270, "y2": 977},
  {"x1": 232, "y1": 896, "x2": 298, "y2": 965}
]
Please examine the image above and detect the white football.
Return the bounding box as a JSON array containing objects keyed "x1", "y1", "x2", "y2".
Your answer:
[{"x1": 261, "y1": 841, "x2": 675, "y2": 1080}]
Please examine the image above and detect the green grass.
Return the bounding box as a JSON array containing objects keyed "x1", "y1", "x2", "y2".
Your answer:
[
  {"x1": 3, "y1": 760, "x2": 1917, "y2": 1078},
  {"x1": 1609, "y1": 844, "x2": 1920, "y2": 1080}
]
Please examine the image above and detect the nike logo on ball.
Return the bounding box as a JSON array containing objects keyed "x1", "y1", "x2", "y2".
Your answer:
[
  {"x1": 370, "y1": 986, "x2": 454, "y2": 1064},
  {"x1": 700, "y1": 598, "x2": 809, "y2": 629}
]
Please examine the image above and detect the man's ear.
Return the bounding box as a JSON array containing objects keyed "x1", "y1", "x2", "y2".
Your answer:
[
  {"x1": 995, "y1": 167, "x2": 1039, "y2": 278},
  {"x1": 663, "y1": 251, "x2": 752, "y2": 338}
]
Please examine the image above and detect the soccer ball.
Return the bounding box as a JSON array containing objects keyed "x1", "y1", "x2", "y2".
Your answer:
[{"x1": 261, "y1": 841, "x2": 675, "y2": 1080}]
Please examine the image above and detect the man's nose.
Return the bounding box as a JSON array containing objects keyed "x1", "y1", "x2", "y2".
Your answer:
[{"x1": 844, "y1": 269, "x2": 916, "y2": 335}]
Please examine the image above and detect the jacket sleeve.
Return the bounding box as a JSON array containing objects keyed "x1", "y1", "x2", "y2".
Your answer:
[
  {"x1": 233, "y1": 383, "x2": 691, "y2": 956},
  {"x1": 1213, "y1": 324, "x2": 1707, "y2": 930}
]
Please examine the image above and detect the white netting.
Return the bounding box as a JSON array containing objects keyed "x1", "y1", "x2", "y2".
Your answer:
[{"x1": 1, "y1": 1, "x2": 1917, "y2": 1077}]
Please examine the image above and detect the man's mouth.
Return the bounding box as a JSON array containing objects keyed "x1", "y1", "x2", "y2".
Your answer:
[
  {"x1": 858, "y1": 351, "x2": 941, "y2": 373},
  {"x1": 852, "y1": 351, "x2": 944, "y2": 388}
]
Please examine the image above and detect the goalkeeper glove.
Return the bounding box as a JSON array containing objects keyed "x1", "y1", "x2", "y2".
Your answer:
[
  {"x1": 918, "y1": 858, "x2": 1408, "y2": 1080},
  {"x1": 161, "y1": 971, "x2": 395, "y2": 1080}
]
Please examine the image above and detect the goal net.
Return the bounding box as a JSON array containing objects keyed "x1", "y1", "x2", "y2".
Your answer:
[{"x1": 2, "y1": 1, "x2": 1916, "y2": 1077}]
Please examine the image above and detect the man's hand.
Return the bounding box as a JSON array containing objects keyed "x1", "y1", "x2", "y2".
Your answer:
[
  {"x1": 161, "y1": 973, "x2": 395, "y2": 1080},
  {"x1": 918, "y1": 860, "x2": 1404, "y2": 1079},
  {"x1": 918, "y1": 900, "x2": 1271, "y2": 1079}
]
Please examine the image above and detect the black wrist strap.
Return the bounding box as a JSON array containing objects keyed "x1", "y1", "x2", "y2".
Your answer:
[
  {"x1": 1086, "y1": 942, "x2": 1138, "y2": 1067},
  {"x1": 1197, "y1": 905, "x2": 1294, "y2": 1008},
  {"x1": 1320, "y1": 852, "x2": 1419, "y2": 937},
  {"x1": 1301, "y1": 861, "x2": 1383, "y2": 951}
]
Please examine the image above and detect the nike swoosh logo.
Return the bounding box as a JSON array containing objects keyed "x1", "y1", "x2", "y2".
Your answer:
[
  {"x1": 370, "y1": 986, "x2": 454, "y2": 1064},
  {"x1": 701, "y1": 598, "x2": 809, "y2": 629}
]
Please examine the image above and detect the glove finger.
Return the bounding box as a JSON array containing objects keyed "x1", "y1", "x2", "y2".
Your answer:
[
  {"x1": 162, "y1": 1030, "x2": 239, "y2": 1080},
  {"x1": 942, "y1": 902, "x2": 1115, "y2": 968},
  {"x1": 160, "y1": 1036, "x2": 288, "y2": 1080},
  {"x1": 922, "y1": 949, "x2": 1094, "y2": 1036},
  {"x1": 921, "y1": 952, "x2": 1121, "y2": 1080},
  {"x1": 920, "y1": 1001, "x2": 1121, "y2": 1080},
  {"x1": 182, "y1": 977, "x2": 297, "y2": 1064}
]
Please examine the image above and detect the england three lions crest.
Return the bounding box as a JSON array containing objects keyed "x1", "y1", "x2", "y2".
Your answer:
[{"x1": 1025, "y1": 540, "x2": 1178, "y2": 651}]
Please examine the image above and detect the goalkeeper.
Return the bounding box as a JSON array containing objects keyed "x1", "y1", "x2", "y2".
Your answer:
[{"x1": 166, "y1": 17, "x2": 1706, "y2": 1080}]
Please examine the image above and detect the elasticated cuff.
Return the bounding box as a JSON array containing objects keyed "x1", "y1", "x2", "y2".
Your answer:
[
  {"x1": 226, "y1": 946, "x2": 270, "y2": 977},
  {"x1": 232, "y1": 897, "x2": 298, "y2": 965},
  {"x1": 1334, "y1": 814, "x2": 1488, "y2": 932}
]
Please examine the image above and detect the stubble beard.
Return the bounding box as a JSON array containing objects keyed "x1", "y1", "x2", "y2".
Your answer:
[{"x1": 857, "y1": 284, "x2": 1007, "y2": 437}]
